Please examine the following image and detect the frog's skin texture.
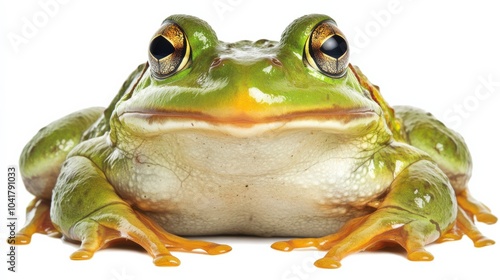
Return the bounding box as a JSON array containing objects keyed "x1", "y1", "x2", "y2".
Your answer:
[{"x1": 13, "y1": 14, "x2": 496, "y2": 269}]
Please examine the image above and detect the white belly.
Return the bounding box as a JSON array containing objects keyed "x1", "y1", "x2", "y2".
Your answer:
[{"x1": 109, "y1": 129, "x2": 388, "y2": 237}]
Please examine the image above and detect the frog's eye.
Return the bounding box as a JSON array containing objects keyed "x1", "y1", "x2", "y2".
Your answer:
[
  {"x1": 305, "y1": 20, "x2": 349, "y2": 77},
  {"x1": 148, "y1": 21, "x2": 190, "y2": 79}
]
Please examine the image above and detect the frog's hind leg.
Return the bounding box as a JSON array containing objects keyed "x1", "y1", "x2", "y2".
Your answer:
[
  {"x1": 14, "y1": 107, "x2": 103, "y2": 245},
  {"x1": 51, "y1": 156, "x2": 231, "y2": 266},
  {"x1": 452, "y1": 190, "x2": 496, "y2": 246},
  {"x1": 394, "y1": 105, "x2": 496, "y2": 246},
  {"x1": 438, "y1": 188, "x2": 496, "y2": 246},
  {"x1": 11, "y1": 198, "x2": 61, "y2": 245},
  {"x1": 19, "y1": 107, "x2": 104, "y2": 199},
  {"x1": 457, "y1": 189, "x2": 497, "y2": 224}
]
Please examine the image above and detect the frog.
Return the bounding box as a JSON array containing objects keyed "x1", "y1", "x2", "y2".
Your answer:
[{"x1": 12, "y1": 14, "x2": 496, "y2": 269}]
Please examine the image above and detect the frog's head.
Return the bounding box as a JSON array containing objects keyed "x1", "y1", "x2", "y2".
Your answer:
[{"x1": 114, "y1": 14, "x2": 384, "y2": 138}]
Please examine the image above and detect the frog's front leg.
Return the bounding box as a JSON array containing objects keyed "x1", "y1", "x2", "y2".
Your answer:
[
  {"x1": 50, "y1": 155, "x2": 231, "y2": 266},
  {"x1": 395, "y1": 106, "x2": 497, "y2": 245},
  {"x1": 273, "y1": 160, "x2": 456, "y2": 269}
]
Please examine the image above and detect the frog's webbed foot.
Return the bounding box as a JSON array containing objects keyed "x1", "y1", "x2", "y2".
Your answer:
[
  {"x1": 458, "y1": 189, "x2": 498, "y2": 224},
  {"x1": 68, "y1": 203, "x2": 232, "y2": 266},
  {"x1": 272, "y1": 207, "x2": 438, "y2": 269},
  {"x1": 439, "y1": 189, "x2": 497, "y2": 246},
  {"x1": 133, "y1": 211, "x2": 232, "y2": 255},
  {"x1": 10, "y1": 198, "x2": 61, "y2": 245}
]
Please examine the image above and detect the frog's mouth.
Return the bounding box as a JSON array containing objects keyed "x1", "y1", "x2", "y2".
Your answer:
[{"x1": 118, "y1": 108, "x2": 381, "y2": 138}]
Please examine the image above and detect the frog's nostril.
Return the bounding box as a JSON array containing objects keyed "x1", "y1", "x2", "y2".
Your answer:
[
  {"x1": 270, "y1": 57, "x2": 282, "y2": 67},
  {"x1": 210, "y1": 57, "x2": 222, "y2": 68}
]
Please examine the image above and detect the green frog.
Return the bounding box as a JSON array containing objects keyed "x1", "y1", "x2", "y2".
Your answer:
[{"x1": 13, "y1": 14, "x2": 496, "y2": 269}]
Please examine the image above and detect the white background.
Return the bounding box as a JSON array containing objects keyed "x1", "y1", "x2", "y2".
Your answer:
[{"x1": 1, "y1": 0, "x2": 499, "y2": 279}]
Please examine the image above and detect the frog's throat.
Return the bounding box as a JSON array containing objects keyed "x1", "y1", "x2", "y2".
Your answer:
[{"x1": 118, "y1": 109, "x2": 380, "y2": 138}]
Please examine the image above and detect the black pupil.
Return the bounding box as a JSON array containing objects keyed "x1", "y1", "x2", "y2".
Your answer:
[
  {"x1": 320, "y1": 35, "x2": 347, "y2": 59},
  {"x1": 150, "y1": 36, "x2": 175, "y2": 59}
]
